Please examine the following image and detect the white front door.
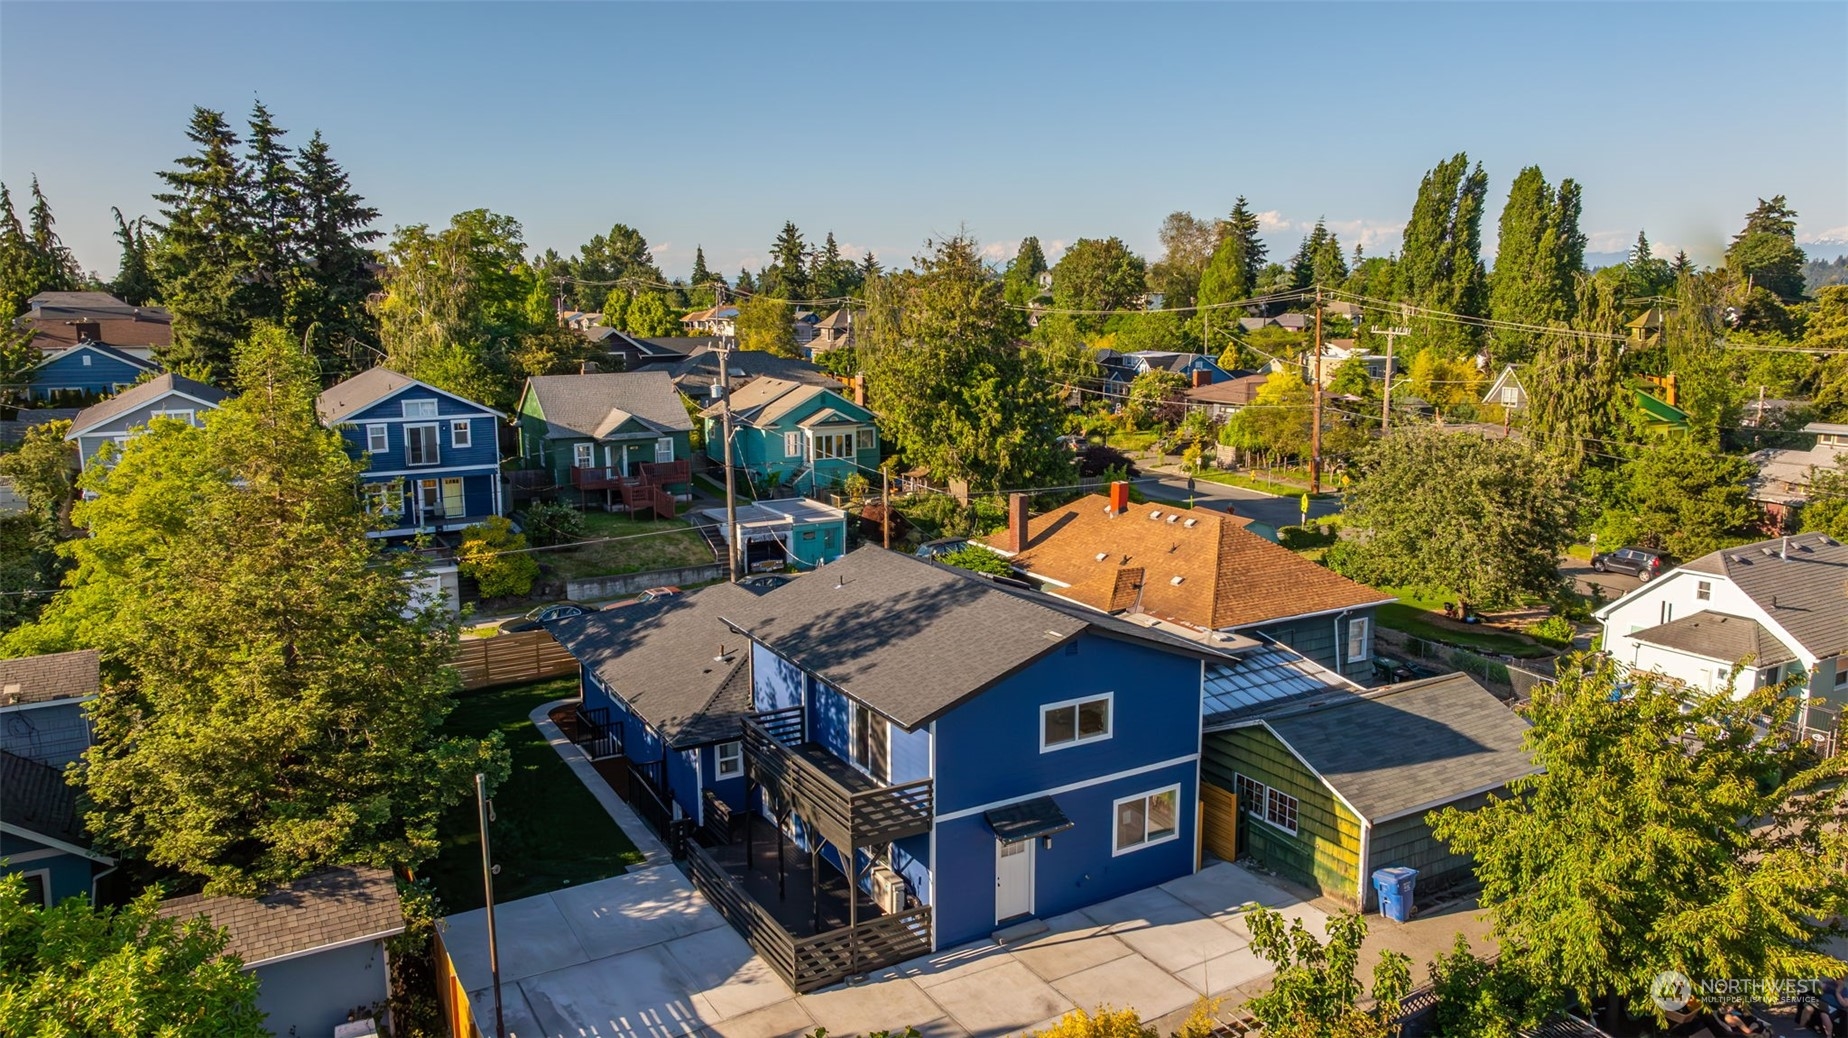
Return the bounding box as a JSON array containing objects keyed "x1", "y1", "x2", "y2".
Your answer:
[{"x1": 995, "y1": 838, "x2": 1034, "y2": 922}]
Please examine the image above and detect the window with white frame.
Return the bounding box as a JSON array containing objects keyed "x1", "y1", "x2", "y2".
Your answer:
[
  {"x1": 405, "y1": 424, "x2": 440, "y2": 466},
  {"x1": 856, "y1": 429, "x2": 874, "y2": 452},
  {"x1": 1346, "y1": 617, "x2": 1371, "y2": 662},
  {"x1": 716, "y1": 740, "x2": 743, "y2": 778},
  {"x1": 150, "y1": 409, "x2": 196, "y2": 425},
  {"x1": 362, "y1": 482, "x2": 401, "y2": 517},
  {"x1": 18, "y1": 870, "x2": 49, "y2": 907},
  {"x1": 451, "y1": 419, "x2": 472, "y2": 449},
  {"x1": 1113, "y1": 785, "x2": 1180, "y2": 854},
  {"x1": 366, "y1": 424, "x2": 389, "y2": 454},
  {"x1": 1265, "y1": 788, "x2": 1299, "y2": 834},
  {"x1": 813, "y1": 431, "x2": 853, "y2": 460},
  {"x1": 1041, "y1": 693, "x2": 1112, "y2": 751},
  {"x1": 1696, "y1": 580, "x2": 1712, "y2": 601},
  {"x1": 81, "y1": 354, "x2": 91, "y2": 367},
  {"x1": 1234, "y1": 774, "x2": 1265, "y2": 814},
  {"x1": 572, "y1": 443, "x2": 595, "y2": 469},
  {"x1": 655, "y1": 437, "x2": 673, "y2": 462},
  {"x1": 402, "y1": 398, "x2": 438, "y2": 420},
  {"x1": 784, "y1": 431, "x2": 802, "y2": 458}
]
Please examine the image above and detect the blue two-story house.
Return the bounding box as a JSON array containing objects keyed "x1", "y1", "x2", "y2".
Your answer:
[
  {"x1": 551, "y1": 547, "x2": 1221, "y2": 992},
  {"x1": 316, "y1": 368, "x2": 507, "y2": 538},
  {"x1": 26, "y1": 341, "x2": 160, "y2": 403},
  {"x1": 699, "y1": 376, "x2": 880, "y2": 497},
  {"x1": 1, "y1": 650, "x2": 115, "y2": 907}
]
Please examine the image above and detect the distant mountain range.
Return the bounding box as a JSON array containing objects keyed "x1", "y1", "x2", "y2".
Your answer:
[{"x1": 1582, "y1": 239, "x2": 1846, "y2": 272}]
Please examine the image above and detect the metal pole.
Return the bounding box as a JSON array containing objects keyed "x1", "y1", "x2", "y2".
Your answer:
[
  {"x1": 720, "y1": 345, "x2": 739, "y2": 582},
  {"x1": 1310, "y1": 288, "x2": 1323, "y2": 494},
  {"x1": 476, "y1": 772, "x2": 506, "y2": 1038},
  {"x1": 881, "y1": 465, "x2": 891, "y2": 549}
]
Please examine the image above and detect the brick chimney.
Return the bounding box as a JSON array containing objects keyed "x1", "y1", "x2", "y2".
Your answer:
[
  {"x1": 73, "y1": 321, "x2": 101, "y2": 343},
  {"x1": 1192, "y1": 369, "x2": 1211, "y2": 389},
  {"x1": 1108, "y1": 481, "x2": 1130, "y2": 516},
  {"x1": 853, "y1": 374, "x2": 866, "y2": 408},
  {"x1": 1002, "y1": 492, "x2": 1030, "y2": 553}
]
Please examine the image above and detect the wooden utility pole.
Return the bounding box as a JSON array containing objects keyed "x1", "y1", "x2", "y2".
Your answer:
[
  {"x1": 476, "y1": 773, "x2": 507, "y2": 1038},
  {"x1": 881, "y1": 464, "x2": 891, "y2": 549},
  {"x1": 719, "y1": 345, "x2": 739, "y2": 582},
  {"x1": 1310, "y1": 289, "x2": 1323, "y2": 494},
  {"x1": 1371, "y1": 325, "x2": 1410, "y2": 432}
]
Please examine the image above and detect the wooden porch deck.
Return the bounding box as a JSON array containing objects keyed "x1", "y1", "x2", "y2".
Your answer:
[{"x1": 703, "y1": 812, "x2": 885, "y2": 937}]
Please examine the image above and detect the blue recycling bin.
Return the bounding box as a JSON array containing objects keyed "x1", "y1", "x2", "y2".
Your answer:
[{"x1": 1372, "y1": 866, "x2": 1418, "y2": 922}]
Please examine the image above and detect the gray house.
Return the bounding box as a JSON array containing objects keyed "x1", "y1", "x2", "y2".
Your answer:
[
  {"x1": 158, "y1": 865, "x2": 405, "y2": 1037},
  {"x1": 65, "y1": 373, "x2": 228, "y2": 474}
]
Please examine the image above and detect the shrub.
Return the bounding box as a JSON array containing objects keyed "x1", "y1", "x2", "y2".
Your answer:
[
  {"x1": 843, "y1": 473, "x2": 871, "y2": 503},
  {"x1": 1278, "y1": 525, "x2": 1337, "y2": 552},
  {"x1": 458, "y1": 517, "x2": 539, "y2": 598},
  {"x1": 940, "y1": 544, "x2": 1013, "y2": 577},
  {"x1": 1032, "y1": 1006, "x2": 1157, "y2": 1038},
  {"x1": 520, "y1": 500, "x2": 587, "y2": 547},
  {"x1": 1524, "y1": 614, "x2": 1576, "y2": 648}
]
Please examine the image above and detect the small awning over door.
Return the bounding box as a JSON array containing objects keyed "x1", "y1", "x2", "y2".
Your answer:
[{"x1": 985, "y1": 796, "x2": 1074, "y2": 844}]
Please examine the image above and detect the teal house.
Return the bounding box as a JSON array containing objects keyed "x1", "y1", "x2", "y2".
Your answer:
[
  {"x1": 1, "y1": 651, "x2": 115, "y2": 907},
  {"x1": 701, "y1": 376, "x2": 879, "y2": 497},
  {"x1": 697, "y1": 498, "x2": 849, "y2": 571}
]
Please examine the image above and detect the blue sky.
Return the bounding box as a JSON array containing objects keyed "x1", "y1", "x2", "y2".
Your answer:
[{"x1": 3, "y1": 2, "x2": 1844, "y2": 281}]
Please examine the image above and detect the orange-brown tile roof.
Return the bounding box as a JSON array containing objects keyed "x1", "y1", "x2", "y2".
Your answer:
[{"x1": 991, "y1": 494, "x2": 1390, "y2": 631}]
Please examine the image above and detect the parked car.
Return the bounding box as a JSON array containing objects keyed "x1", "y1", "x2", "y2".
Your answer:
[
  {"x1": 499, "y1": 602, "x2": 594, "y2": 633},
  {"x1": 1591, "y1": 546, "x2": 1667, "y2": 581},
  {"x1": 604, "y1": 586, "x2": 683, "y2": 610},
  {"x1": 915, "y1": 537, "x2": 969, "y2": 561},
  {"x1": 738, "y1": 573, "x2": 791, "y2": 592}
]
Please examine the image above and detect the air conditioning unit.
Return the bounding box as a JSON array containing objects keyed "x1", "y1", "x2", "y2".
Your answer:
[
  {"x1": 333, "y1": 1019, "x2": 379, "y2": 1038},
  {"x1": 869, "y1": 863, "x2": 907, "y2": 914}
]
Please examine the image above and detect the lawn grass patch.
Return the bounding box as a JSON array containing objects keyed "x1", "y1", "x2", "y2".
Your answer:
[
  {"x1": 425, "y1": 677, "x2": 643, "y2": 913},
  {"x1": 1090, "y1": 429, "x2": 1161, "y2": 453},
  {"x1": 1191, "y1": 468, "x2": 1334, "y2": 498},
  {"x1": 543, "y1": 511, "x2": 713, "y2": 582},
  {"x1": 1376, "y1": 602, "x2": 1553, "y2": 659}
]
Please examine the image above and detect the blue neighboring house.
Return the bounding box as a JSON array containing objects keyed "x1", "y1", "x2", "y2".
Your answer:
[
  {"x1": 0, "y1": 650, "x2": 115, "y2": 907},
  {"x1": 1095, "y1": 350, "x2": 1231, "y2": 405},
  {"x1": 316, "y1": 368, "x2": 507, "y2": 538},
  {"x1": 26, "y1": 341, "x2": 159, "y2": 402},
  {"x1": 551, "y1": 547, "x2": 1222, "y2": 991}
]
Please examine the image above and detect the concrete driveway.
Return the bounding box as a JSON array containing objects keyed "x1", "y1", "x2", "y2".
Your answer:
[{"x1": 443, "y1": 861, "x2": 1491, "y2": 1038}]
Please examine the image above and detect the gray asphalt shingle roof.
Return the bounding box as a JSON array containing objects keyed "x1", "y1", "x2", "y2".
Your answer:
[
  {"x1": 666, "y1": 349, "x2": 834, "y2": 395},
  {"x1": 66, "y1": 374, "x2": 228, "y2": 437},
  {"x1": 523, "y1": 371, "x2": 693, "y2": 441},
  {"x1": 725, "y1": 547, "x2": 1225, "y2": 729},
  {"x1": 1678, "y1": 533, "x2": 1848, "y2": 659},
  {"x1": 0, "y1": 750, "x2": 92, "y2": 851},
  {"x1": 157, "y1": 866, "x2": 404, "y2": 967},
  {"x1": 1629, "y1": 610, "x2": 1796, "y2": 667},
  {"x1": 316, "y1": 367, "x2": 504, "y2": 424},
  {"x1": 1259, "y1": 673, "x2": 1536, "y2": 822},
  {"x1": 0, "y1": 649, "x2": 100, "y2": 707}
]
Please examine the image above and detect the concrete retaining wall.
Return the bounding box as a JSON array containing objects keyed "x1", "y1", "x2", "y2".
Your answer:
[{"x1": 566, "y1": 564, "x2": 724, "y2": 602}]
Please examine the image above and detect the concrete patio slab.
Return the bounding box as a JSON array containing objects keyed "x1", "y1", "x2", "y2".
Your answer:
[
  {"x1": 466, "y1": 984, "x2": 545, "y2": 1038},
  {"x1": 1161, "y1": 863, "x2": 1300, "y2": 917},
  {"x1": 922, "y1": 959, "x2": 1070, "y2": 1038},
  {"x1": 1006, "y1": 914, "x2": 1135, "y2": 983},
  {"x1": 1051, "y1": 953, "x2": 1200, "y2": 1022},
  {"x1": 1221, "y1": 900, "x2": 1330, "y2": 945},
  {"x1": 869, "y1": 939, "x2": 1013, "y2": 989},
  {"x1": 1175, "y1": 946, "x2": 1274, "y2": 997},
  {"x1": 550, "y1": 865, "x2": 728, "y2": 961},
  {"x1": 1102, "y1": 912, "x2": 1249, "y2": 974},
  {"x1": 908, "y1": 1017, "x2": 975, "y2": 1038},
  {"x1": 797, "y1": 976, "x2": 943, "y2": 1036},
  {"x1": 665, "y1": 926, "x2": 791, "y2": 1022},
  {"x1": 446, "y1": 893, "x2": 590, "y2": 986},
  {"x1": 1079, "y1": 885, "x2": 1203, "y2": 930},
  {"x1": 517, "y1": 947, "x2": 705, "y2": 1038},
  {"x1": 693, "y1": 999, "x2": 817, "y2": 1038}
]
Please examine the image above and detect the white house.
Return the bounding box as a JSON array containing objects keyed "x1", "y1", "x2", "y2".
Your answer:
[
  {"x1": 1595, "y1": 532, "x2": 1848, "y2": 725},
  {"x1": 1481, "y1": 364, "x2": 1528, "y2": 411}
]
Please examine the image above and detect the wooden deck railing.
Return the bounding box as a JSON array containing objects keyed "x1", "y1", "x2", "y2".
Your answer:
[
  {"x1": 684, "y1": 840, "x2": 932, "y2": 993},
  {"x1": 743, "y1": 708, "x2": 933, "y2": 851}
]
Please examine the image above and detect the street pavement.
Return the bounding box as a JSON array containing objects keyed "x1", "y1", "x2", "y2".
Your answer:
[{"x1": 1136, "y1": 470, "x2": 1342, "y2": 530}]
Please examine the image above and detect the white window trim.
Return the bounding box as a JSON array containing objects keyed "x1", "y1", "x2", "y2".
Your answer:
[
  {"x1": 17, "y1": 868, "x2": 52, "y2": 907},
  {"x1": 1039, "y1": 691, "x2": 1114, "y2": 753},
  {"x1": 1264, "y1": 786, "x2": 1301, "y2": 836},
  {"x1": 783, "y1": 431, "x2": 803, "y2": 459},
  {"x1": 150, "y1": 408, "x2": 196, "y2": 425},
  {"x1": 654, "y1": 436, "x2": 674, "y2": 462},
  {"x1": 404, "y1": 423, "x2": 441, "y2": 466},
  {"x1": 1111, "y1": 783, "x2": 1182, "y2": 856},
  {"x1": 1235, "y1": 772, "x2": 1300, "y2": 837},
  {"x1": 1696, "y1": 580, "x2": 1712, "y2": 601},
  {"x1": 401, "y1": 399, "x2": 438, "y2": 420},
  {"x1": 574, "y1": 443, "x2": 595, "y2": 468},
  {"x1": 366, "y1": 424, "x2": 389, "y2": 454},
  {"x1": 451, "y1": 419, "x2": 472, "y2": 449},
  {"x1": 1346, "y1": 617, "x2": 1371, "y2": 663},
  {"x1": 716, "y1": 740, "x2": 743, "y2": 778}
]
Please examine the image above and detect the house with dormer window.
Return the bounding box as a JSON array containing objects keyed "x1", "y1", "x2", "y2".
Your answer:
[
  {"x1": 316, "y1": 368, "x2": 506, "y2": 538},
  {"x1": 700, "y1": 376, "x2": 879, "y2": 496}
]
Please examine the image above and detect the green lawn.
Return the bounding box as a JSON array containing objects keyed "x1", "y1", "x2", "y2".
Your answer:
[
  {"x1": 1191, "y1": 468, "x2": 1334, "y2": 498},
  {"x1": 544, "y1": 511, "x2": 715, "y2": 582},
  {"x1": 425, "y1": 678, "x2": 644, "y2": 913},
  {"x1": 694, "y1": 472, "x2": 755, "y2": 502},
  {"x1": 1376, "y1": 600, "x2": 1554, "y2": 659},
  {"x1": 1090, "y1": 429, "x2": 1161, "y2": 453}
]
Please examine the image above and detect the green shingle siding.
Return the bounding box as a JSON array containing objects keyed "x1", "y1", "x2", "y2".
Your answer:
[
  {"x1": 1364, "y1": 792, "x2": 1491, "y2": 908},
  {"x1": 1202, "y1": 727, "x2": 1362, "y2": 901}
]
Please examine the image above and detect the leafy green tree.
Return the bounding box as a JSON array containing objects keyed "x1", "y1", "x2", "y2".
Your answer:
[
  {"x1": 0, "y1": 417, "x2": 74, "y2": 527},
  {"x1": 1433, "y1": 656, "x2": 1848, "y2": 1029},
  {"x1": 1611, "y1": 437, "x2": 1756, "y2": 558},
  {"x1": 1522, "y1": 328, "x2": 1626, "y2": 470},
  {"x1": 8, "y1": 325, "x2": 503, "y2": 893},
  {"x1": 458, "y1": 516, "x2": 539, "y2": 598},
  {"x1": 1337, "y1": 426, "x2": 1576, "y2": 606},
  {"x1": 1427, "y1": 933, "x2": 1552, "y2": 1037},
  {"x1": 1220, "y1": 367, "x2": 1312, "y2": 466},
  {"x1": 1661, "y1": 274, "x2": 1745, "y2": 445},
  {"x1": 810, "y1": 231, "x2": 861, "y2": 300},
  {"x1": 735, "y1": 294, "x2": 798, "y2": 357},
  {"x1": 1110, "y1": 310, "x2": 1186, "y2": 355},
  {"x1": 107, "y1": 207, "x2": 158, "y2": 307},
  {"x1": 625, "y1": 291, "x2": 681, "y2": 337},
  {"x1": 288, "y1": 130, "x2": 382, "y2": 377},
  {"x1": 1326, "y1": 355, "x2": 1375, "y2": 398},
  {"x1": 940, "y1": 543, "x2": 1013, "y2": 577},
  {"x1": 1404, "y1": 349, "x2": 1482, "y2": 414},
  {"x1": 860, "y1": 233, "x2": 1073, "y2": 491},
  {"x1": 151, "y1": 107, "x2": 257, "y2": 381},
  {"x1": 1149, "y1": 212, "x2": 1216, "y2": 310},
  {"x1": 0, "y1": 415, "x2": 72, "y2": 635},
  {"x1": 1623, "y1": 231, "x2": 1674, "y2": 301},
  {"x1": 1052, "y1": 237, "x2": 1147, "y2": 331},
  {"x1": 566, "y1": 223, "x2": 660, "y2": 313},
  {"x1": 1800, "y1": 455, "x2": 1848, "y2": 540},
  {"x1": 1246, "y1": 908, "x2": 1410, "y2": 1038},
  {"x1": 1396, "y1": 153, "x2": 1489, "y2": 353},
  {"x1": 1806, "y1": 287, "x2": 1848, "y2": 420},
  {"x1": 0, "y1": 876, "x2": 267, "y2": 1036},
  {"x1": 735, "y1": 267, "x2": 756, "y2": 294},
  {"x1": 0, "y1": 179, "x2": 82, "y2": 320},
  {"x1": 1725, "y1": 195, "x2": 1807, "y2": 302},
  {"x1": 762, "y1": 221, "x2": 810, "y2": 301},
  {"x1": 1489, "y1": 167, "x2": 1585, "y2": 362},
  {"x1": 1126, "y1": 370, "x2": 1187, "y2": 427},
  {"x1": 1003, "y1": 235, "x2": 1051, "y2": 326}
]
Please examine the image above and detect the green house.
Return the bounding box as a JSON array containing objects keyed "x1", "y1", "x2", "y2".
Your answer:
[
  {"x1": 515, "y1": 371, "x2": 695, "y2": 494},
  {"x1": 1201, "y1": 672, "x2": 1535, "y2": 908},
  {"x1": 696, "y1": 498, "x2": 849, "y2": 571},
  {"x1": 700, "y1": 376, "x2": 879, "y2": 497}
]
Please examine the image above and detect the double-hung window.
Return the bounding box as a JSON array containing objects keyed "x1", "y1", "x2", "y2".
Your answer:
[
  {"x1": 1346, "y1": 617, "x2": 1371, "y2": 662},
  {"x1": 784, "y1": 432, "x2": 803, "y2": 459},
  {"x1": 1041, "y1": 693, "x2": 1112, "y2": 751},
  {"x1": 1113, "y1": 785, "x2": 1180, "y2": 854},
  {"x1": 855, "y1": 429, "x2": 875, "y2": 452},
  {"x1": 451, "y1": 420, "x2": 472, "y2": 449},
  {"x1": 574, "y1": 443, "x2": 594, "y2": 469},
  {"x1": 362, "y1": 482, "x2": 401, "y2": 517},
  {"x1": 366, "y1": 424, "x2": 389, "y2": 454},
  {"x1": 1696, "y1": 580, "x2": 1712, "y2": 601},
  {"x1": 814, "y1": 431, "x2": 853, "y2": 459},
  {"x1": 405, "y1": 423, "x2": 440, "y2": 466},
  {"x1": 654, "y1": 437, "x2": 674, "y2": 463},
  {"x1": 716, "y1": 741, "x2": 743, "y2": 778}
]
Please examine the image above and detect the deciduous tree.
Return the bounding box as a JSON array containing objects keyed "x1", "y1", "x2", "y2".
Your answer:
[
  {"x1": 566, "y1": 223, "x2": 660, "y2": 313},
  {"x1": 1608, "y1": 437, "x2": 1756, "y2": 559},
  {"x1": 1246, "y1": 908, "x2": 1410, "y2": 1038},
  {"x1": 1149, "y1": 211, "x2": 1216, "y2": 310},
  {"x1": 1395, "y1": 153, "x2": 1489, "y2": 354},
  {"x1": 1489, "y1": 167, "x2": 1585, "y2": 362},
  {"x1": 1051, "y1": 237, "x2": 1147, "y2": 331},
  {"x1": 735, "y1": 294, "x2": 798, "y2": 357}
]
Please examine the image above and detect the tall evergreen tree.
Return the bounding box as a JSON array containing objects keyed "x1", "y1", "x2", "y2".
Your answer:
[
  {"x1": 810, "y1": 231, "x2": 860, "y2": 300},
  {"x1": 24, "y1": 177, "x2": 81, "y2": 294},
  {"x1": 1624, "y1": 231, "x2": 1673, "y2": 300},
  {"x1": 690, "y1": 246, "x2": 713, "y2": 289},
  {"x1": 1489, "y1": 167, "x2": 1585, "y2": 362},
  {"x1": 566, "y1": 223, "x2": 659, "y2": 313},
  {"x1": 857, "y1": 251, "x2": 881, "y2": 286},
  {"x1": 151, "y1": 107, "x2": 256, "y2": 381},
  {"x1": 736, "y1": 267, "x2": 756, "y2": 294},
  {"x1": 764, "y1": 221, "x2": 809, "y2": 300},
  {"x1": 108, "y1": 208, "x2": 158, "y2": 307},
  {"x1": 1219, "y1": 197, "x2": 1268, "y2": 290},
  {"x1": 1394, "y1": 154, "x2": 1489, "y2": 353},
  {"x1": 0, "y1": 185, "x2": 42, "y2": 318},
  {"x1": 1289, "y1": 218, "x2": 1347, "y2": 291},
  {"x1": 240, "y1": 101, "x2": 300, "y2": 326},
  {"x1": 1725, "y1": 195, "x2": 1807, "y2": 302},
  {"x1": 1198, "y1": 198, "x2": 1267, "y2": 311},
  {"x1": 289, "y1": 130, "x2": 382, "y2": 376}
]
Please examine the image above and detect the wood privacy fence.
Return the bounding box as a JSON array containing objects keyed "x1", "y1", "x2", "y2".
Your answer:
[
  {"x1": 453, "y1": 630, "x2": 579, "y2": 691},
  {"x1": 1201, "y1": 785, "x2": 1239, "y2": 864}
]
